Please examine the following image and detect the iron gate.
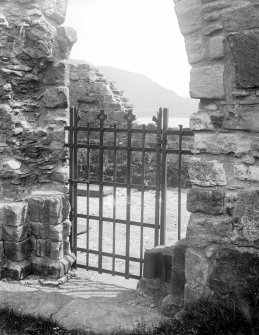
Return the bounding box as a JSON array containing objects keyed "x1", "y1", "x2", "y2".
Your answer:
[{"x1": 65, "y1": 107, "x2": 193, "y2": 279}]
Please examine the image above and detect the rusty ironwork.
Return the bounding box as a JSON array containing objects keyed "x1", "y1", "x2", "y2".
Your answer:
[{"x1": 65, "y1": 107, "x2": 193, "y2": 279}]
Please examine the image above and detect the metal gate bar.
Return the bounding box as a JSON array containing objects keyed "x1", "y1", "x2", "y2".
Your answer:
[{"x1": 65, "y1": 107, "x2": 194, "y2": 279}]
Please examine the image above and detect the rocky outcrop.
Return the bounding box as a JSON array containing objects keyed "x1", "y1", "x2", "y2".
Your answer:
[
  {"x1": 0, "y1": 0, "x2": 76, "y2": 279},
  {"x1": 173, "y1": 0, "x2": 259, "y2": 304}
]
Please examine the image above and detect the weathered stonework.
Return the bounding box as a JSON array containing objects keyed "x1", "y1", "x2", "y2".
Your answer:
[
  {"x1": 0, "y1": 0, "x2": 76, "y2": 279},
  {"x1": 173, "y1": 0, "x2": 259, "y2": 305}
]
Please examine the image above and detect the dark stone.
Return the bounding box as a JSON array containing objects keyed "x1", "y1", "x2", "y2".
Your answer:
[
  {"x1": 1, "y1": 259, "x2": 31, "y2": 280},
  {"x1": 209, "y1": 244, "x2": 259, "y2": 300},
  {"x1": 171, "y1": 239, "x2": 187, "y2": 296},
  {"x1": 4, "y1": 237, "x2": 33, "y2": 261},
  {"x1": 228, "y1": 31, "x2": 259, "y2": 88},
  {"x1": 187, "y1": 188, "x2": 225, "y2": 215},
  {"x1": 224, "y1": 6, "x2": 259, "y2": 32}
]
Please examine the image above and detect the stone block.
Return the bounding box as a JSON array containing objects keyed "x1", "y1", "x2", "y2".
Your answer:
[
  {"x1": 208, "y1": 245, "x2": 259, "y2": 298},
  {"x1": 223, "y1": 105, "x2": 259, "y2": 132},
  {"x1": 224, "y1": 6, "x2": 259, "y2": 32},
  {"x1": 1, "y1": 259, "x2": 31, "y2": 280},
  {"x1": 41, "y1": 0, "x2": 68, "y2": 25},
  {"x1": 4, "y1": 237, "x2": 32, "y2": 261},
  {"x1": 63, "y1": 237, "x2": 71, "y2": 255},
  {"x1": 190, "y1": 64, "x2": 225, "y2": 99},
  {"x1": 186, "y1": 213, "x2": 233, "y2": 248},
  {"x1": 189, "y1": 157, "x2": 227, "y2": 186},
  {"x1": 171, "y1": 239, "x2": 187, "y2": 296},
  {"x1": 185, "y1": 248, "x2": 209, "y2": 289},
  {"x1": 184, "y1": 31, "x2": 206, "y2": 64},
  {"x1": 193, "y1": 132, "x2": 252, "y2": 157},
  {"x1": 209, "y1": 35, "x2": 224, "y2": 60},
  {"x1": 49, "y1": 224, "x2": 63, "y2": 241},
  {"x1": 228, "y1": 31, "x2": 259, "y2": 88},
  {"x1": 32, "y1": 255, "x2": 75, "y2": 279},
  {"x1": 49, "y1": 196, "x2": 63, "y2": 224},
  {"x1": 174, "y1": 0, "x2": 202, "y2": 35},
  {"x1": 62, "y1": 219, "x2": 71, "y2": 237},
  {"x1": 187, "y1": 188, "x2": 225, "y2": 215},
  {"x1": 35, "y1": 239, "x2": 50, "y2": 258},
  {"x1": 3, "y1": 202, "x2": 28, "y2": 227},
  {"x1": 31, "y1": 222, "x2": 49, "y2": 240},
  {"x1": 56, "y1": 26, "x2": 77, "y2": 60},
  {"x1": 2, "y1": 223, "x2": 30, "y2": 242},
  {"x1": 50, "y1": 241, "x2": 63, "y2": 260},
  {"x1": 42, "y1": 61, "x2": 69, "y2": 86},
  {"x1": 26, "y1": 196, "x2": 48, "y2": 223},
  {"x1": 43, "y1": 86, "x2": 68, "y2": 109},
  {"x1": 190, "y1": 112, "x2": 214, "y2": 130},
  {"x1": 231, "y1": 190, "x2": 259, "y2": 247},
  {"x1": 143, "y1": 246, "x2": 173, "y2": 282}
]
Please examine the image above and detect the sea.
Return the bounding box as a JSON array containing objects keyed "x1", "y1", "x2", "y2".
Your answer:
[{"x1": 136, "y1": 117, "x2": 190, "y2": 128}]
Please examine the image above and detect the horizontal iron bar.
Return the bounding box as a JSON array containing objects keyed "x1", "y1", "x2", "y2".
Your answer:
[
  {"x1": 77, "y1": 213, "x2": 159, "y2": 229},
  {"x1": 76, "y1": 264, "x2": 140, "y2": 280},
  {"x1": 65, "y1": 143, "x2": 192, "y2": 155},
  {"x1": 65, "y1": 125, "x2": 194, "y2": 136},
  {"x1": 70, "y1": 179, "x2": 158, "y2": 191},
  {"x1": 76, "y1": 247, "x2": 144, "y2": 263}
]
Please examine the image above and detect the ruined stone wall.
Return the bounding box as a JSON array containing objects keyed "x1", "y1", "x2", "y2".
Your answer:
[
  {"x1": 173, "y1": 0, "x2": 259, "y2": 304},
  {"x1": 0, "y1": 0, "x2": 76, "y2": 279}
]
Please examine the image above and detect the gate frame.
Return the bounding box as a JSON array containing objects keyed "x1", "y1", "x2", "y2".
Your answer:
[{"x1": 65, "y1": 107, "x2": 193, "y2": 279}]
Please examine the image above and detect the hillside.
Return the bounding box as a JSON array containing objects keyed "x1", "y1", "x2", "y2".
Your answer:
[
  {"x1": 69, "y1": 59, "x2": 198, "y2": 118},
  {"x1": 98, "y1": 66, "x2": 198, "y2": 118}
]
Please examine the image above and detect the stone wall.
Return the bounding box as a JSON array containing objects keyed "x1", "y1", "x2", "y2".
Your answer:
[
  {"x1": 0, "y1": 0, "x2": 76, "y2": 279},
  {"x1": 173, "y1": 0, "x2": 259, "y2": 304}
]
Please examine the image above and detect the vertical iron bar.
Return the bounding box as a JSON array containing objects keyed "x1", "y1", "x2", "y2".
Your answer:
[
  {"x1": 125, "y1": 110, "x2": 135, "y2": 279},
  {"x1": 69, "y1": 107, "x2": 74, "y2": 252},
  {"x1": 154, "y1": 108, "x2": 162, "y2": 246},
  {"x1": 178, "y1": 125, "x2": 183, "y2": 240},
  {"x1": 112, "y1": 124, "x2": 117, "y2": 275},
  {"x1": 86, "y1": 123, "x2": 90, "y2": 269},
  {"x1": 140, "y1": 124, "x2": 146, "y2": 277},
  {"x1": 160, "y1": 108, "x2": 169, "y2": 245},
  {"x1": 72, "y1": 107, "x2": 78, "y2": 257},
  {"x1": 98, "y1": 110, "x2": 106, "y2": 274}
]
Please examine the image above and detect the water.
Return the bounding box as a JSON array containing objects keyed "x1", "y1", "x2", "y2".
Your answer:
[{"x1": 136, "y1": 117, "x2": 190, "y2": 128}]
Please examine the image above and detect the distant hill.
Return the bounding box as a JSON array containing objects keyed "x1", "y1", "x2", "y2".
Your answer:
[
  {"x1": 98, "y1": 66, "x2": 198, "y2": 118},
  {"x1": 69, "y1": 59, "x2": 198, "y2": 118}
]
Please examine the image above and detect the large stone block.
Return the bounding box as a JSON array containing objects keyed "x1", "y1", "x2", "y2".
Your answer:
[
  {"x1": 41, "y1": 61, "x2": 69, "y2": 86},
  {"x1": 32, "y1": 254, "x2": 75, "y2": 279},
  {"x1": 224, "y1": 6, "x2": 259, "y2": 32},
  {"x1": 50, "y1": 241, "x2": 63, "y2": 260},
  {"x1": 223, "y1": 105, "x2": 259, "y2": 132},
  {"x1": 233, "y1": 164, "x2": 259, "y2": 182},
  {"x1": 231, "y1": 190, "x2": 259, "y2": 247},
  {"x1": 49, "y1": 196, "x2": 63, "y2": 224},
  {"x1": 189, "y1": 157, "x2": 227, "y2": 186},
  {"x1": 35, "y1": 239, "x2": 50, "y2": 258},
  {"x1": 185, "y1": 31, "x2": 206, "y2": 64},
  {"x1": 208, "y1": 245, "x2": 259, "y2": 298},
  {"x1": 171, "y1": 239, "x2": 187, "y2": 296},
  {"x1": 187, "y1": 188, "x2": 225, "y2": 215},
  {"x1": 190, "y1": 64, "x2": 225, "y2": 99},
  {"x1": 209, "y1": 35, "x2": 224, "y2": 60},
  {"x1": 193, "y1": 132, "x2": 252, "y2": 157},
  {"x1": 3, "y1": 203, "x2": 28, "y2": 227},
  {"x1": 174, "y1": 0, "x2": 202, "y2": 35},
  {"x1": 40, "y1": 0, "x2": 68, "y2": 25},
  {"x1": 228, "y1": 31, "x2": 259, "y2": 88},
  {"x1": 185, "y1": 248, "x2": 209, "y2": 289},
  {"x1": 1, "y1": 259, "x2": 31, "y2": 280},
  {"x1": 43, "y1": 86, "x2": 68, "y2": 109},
  {"x1": 4, "y1": 237, "x2": 33, "y2": 261},
  {"x1": 186, "y1": 213, "x2": 233, "y2": 248},
  {"x1": 56, "y1": 26, "x2": 77, "y2": 60},
  {"x1": 2, "y1": 223, "x2": 30, "y2": 242}
]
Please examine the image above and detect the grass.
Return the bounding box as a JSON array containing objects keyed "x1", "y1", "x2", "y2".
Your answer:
[{"x1": 0, "y1": 296, "x2": 259, "y2": 335}]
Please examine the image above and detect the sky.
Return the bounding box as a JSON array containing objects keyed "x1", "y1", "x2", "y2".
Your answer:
[{"x1": 64, "y1": 0, "x2": 191, "y2": 97}]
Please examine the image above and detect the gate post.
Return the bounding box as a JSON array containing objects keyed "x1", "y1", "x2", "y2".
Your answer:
[{"x1": 160, "y1": 108, "x2": 169, "y2": 245}]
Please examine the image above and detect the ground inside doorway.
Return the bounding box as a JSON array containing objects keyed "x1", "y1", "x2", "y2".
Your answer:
[{"x1": 0, "y1": 270, "x2": 166, "y2": 333}]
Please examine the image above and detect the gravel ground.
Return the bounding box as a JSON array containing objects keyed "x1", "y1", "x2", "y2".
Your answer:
[{"x1": 76, "y1": 187, "x2": 190, "y2": 277}]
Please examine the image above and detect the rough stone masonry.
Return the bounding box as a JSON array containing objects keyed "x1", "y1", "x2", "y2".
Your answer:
[
  {"x1": 0, "y1": 0, "x2": 76, "y2": 280},
  {"x1": 173, "y1": 0, "x2": 259, "y2": 304}
]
